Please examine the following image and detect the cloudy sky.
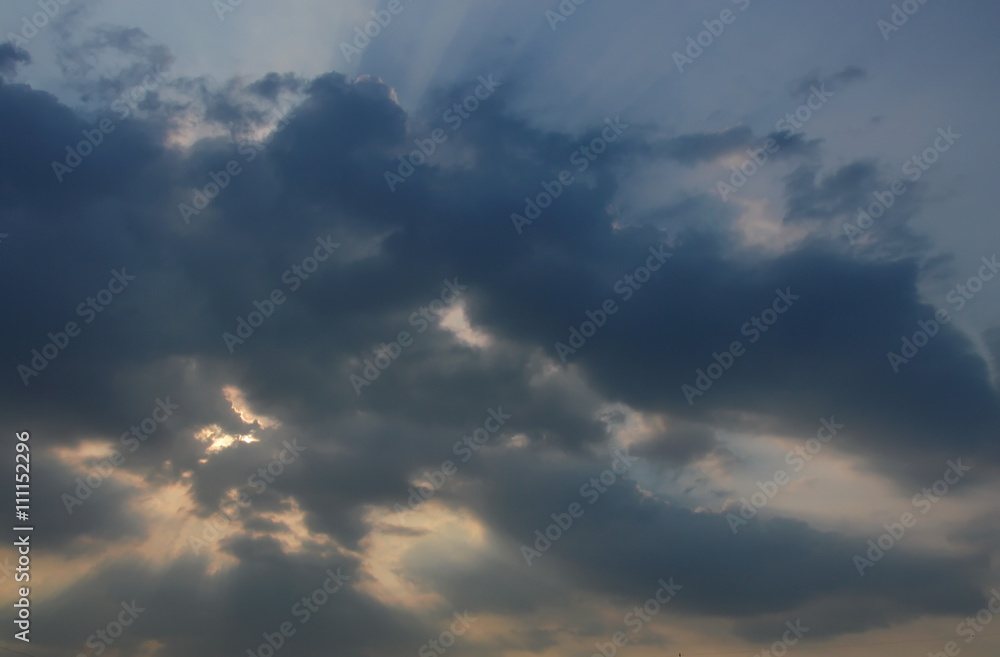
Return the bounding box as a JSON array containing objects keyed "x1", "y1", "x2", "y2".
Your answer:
[{"x1": 2, "y1": 0, "x2": 1000, "y2": 656}]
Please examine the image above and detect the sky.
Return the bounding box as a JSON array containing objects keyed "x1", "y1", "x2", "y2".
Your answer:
[{"x1": 1, "y1": 0, "x2": 1000, "y2": 656}]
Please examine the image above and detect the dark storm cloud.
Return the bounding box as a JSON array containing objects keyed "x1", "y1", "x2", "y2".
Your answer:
[
  {"x1": 764, "y1": 129, "x2": 823, "y2": 160},
  {"x1": 52, "y1": 25, "x2": 174, "y2": 106},
  {"x1": 507, "y1": 628, "x2": 561, "y2": 653},
  {"x1": 451, "y1": 450, "x2": 990, "y2": 636},
  {"x1": 247, "y1": 72, "x2": 305, "y2": 100},
  {"x1": 0, "y1": 41, "x2": 30, "y2": 77},
  {"x1": 781, "y1": 160, "x2": 930, "y2": 257},
  {"x1": 984, "y1": 326, "x2": 1000, "y2": 386},
  {"x1": 630, "y1": 193, "x2": 728, "y2": 229},
  {"x1": 649, "y1": 125, "x2": 755, "y2": 165},
  {"x1": 402, "y1": 544, "x2": 563, "y2": 617},
  {"x1": 0, "y1": 451, "x2": 147, "y2": 552},
  {"x1": 1, "y1": 41, "x2": 998, "y2": 654},
  {"x1": 783, "y1": 160, "x2": 883, "y2": 222},
  {"x1": 634, "y1": 124, "x2": 819, "y2": 174},
  {"x1": 32, "y1": 551, "x2": 428, "y2": 657},
  {"x1": 631, "y1": 421, "x2": 720, "y2": 465},
  {"x1": 790, "y1": 65, "x2": 867, "y2": 100},
  {"x1": 2, "y1": 54, "x2": 994, "y2": 497}
]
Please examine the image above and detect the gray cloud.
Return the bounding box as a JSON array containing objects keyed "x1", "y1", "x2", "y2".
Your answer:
[{"x1": 1, "y1": 9, "x2": 999, "y2": 655}]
